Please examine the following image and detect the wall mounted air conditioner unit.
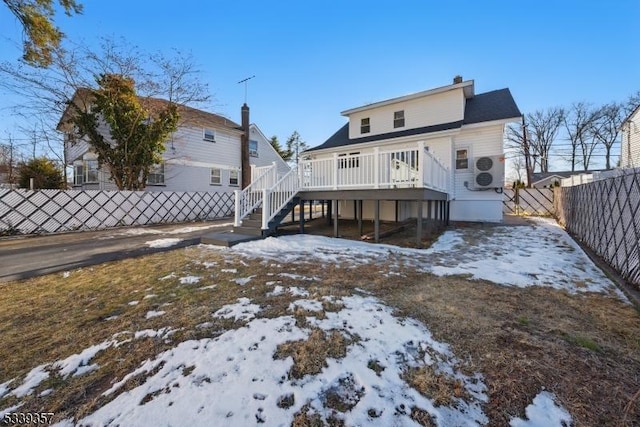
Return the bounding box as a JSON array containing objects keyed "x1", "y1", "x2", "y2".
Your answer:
[{"x1": 473, "y1": 155, "x2": 505, "y2": 189}]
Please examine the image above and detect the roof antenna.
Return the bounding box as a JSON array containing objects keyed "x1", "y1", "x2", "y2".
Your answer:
[{"x1": 238, "y1": 75, "x2": 255, "y2": 104}]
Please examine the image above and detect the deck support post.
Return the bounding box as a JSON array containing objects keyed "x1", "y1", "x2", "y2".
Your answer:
[
  {"x1": 333, "y1": 199, "x2": 339, "y2": 237},
  {"x1": 327, "y1": 200, "x2": 332, "y2": 225},
  {"x1": 374, "y1": 200, "x2": 380, "y2": 243},
  {"x1": 417, "y1": 201, "x2": 423, "y2": 248},
  {"x1": 427, "y1": 200, "x2": 433, "y2": 233},
  {"x1": 309, "y1": 201, "x2": 313, "y2": 221},
  {"x1": 358, "y1": 200, "x2": 363, "y2": 237},
  {"x1": 299, "y1": 199, "x2": 305, "y2": 234},
  {"x1": 445, "y1": 201, "x2": 450, "y2": 226}
]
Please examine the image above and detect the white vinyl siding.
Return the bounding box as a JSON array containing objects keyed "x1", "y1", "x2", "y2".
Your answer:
[
  {"x1": 247, "y1": 124, "x2": 291, "y2": 177},
  {"x1": 621, "y1": 109, "x2": 640, "y2": 168},
  {"x1": 347, "y1": 89, "x2": 465, "y2": 139}
]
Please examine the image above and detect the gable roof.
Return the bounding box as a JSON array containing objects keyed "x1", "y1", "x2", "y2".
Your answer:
[
  {"x1": 307, "y1": 88, "x2": 521, "y2": 152},
  {"x1": 531, "y1": 170, "x2": 605, "y2": 184},
  {"x1": 57, "y1": 88, "x2": 241, "y2": 132}
]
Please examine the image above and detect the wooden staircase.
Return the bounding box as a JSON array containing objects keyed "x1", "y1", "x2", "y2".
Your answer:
[{"x1": 233, "y1": 196, "x2": 300, "y2": 237}]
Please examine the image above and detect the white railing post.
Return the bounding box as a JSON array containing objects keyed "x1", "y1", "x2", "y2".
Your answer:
[
  {"x1": 417, "y1": 141, "x2": 425, "y2": 186},
  {"x1": 270, "y1": 161, "x2": 277, "y2": 186},
  {"x1": 234, "y1": 190, "x2": 241, "y2": 227},
  {"x1": 332, "y1": 153, "x2": 339, "y2": 190},
  {"x1": 250, "y1": 164, "x2": 256, "y2": 182},
  {"x1": 261, "y1": 188, "x2": 270, "y2": 230},
  {"x1": 373, "y1": 147, "x2": 380, "y2": 189},
  {"x1": 298, "y1": 161, "x2": 304, "y2": 188}
]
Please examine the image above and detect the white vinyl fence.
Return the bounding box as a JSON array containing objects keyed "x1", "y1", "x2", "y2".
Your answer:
[{"x1": 0, "y1": 189, "x2": 234, "y2": 235}]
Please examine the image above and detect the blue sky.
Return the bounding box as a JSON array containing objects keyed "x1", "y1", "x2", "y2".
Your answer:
[{"x1": 1, "y1": 0, "x2": 638, "y2": 166}]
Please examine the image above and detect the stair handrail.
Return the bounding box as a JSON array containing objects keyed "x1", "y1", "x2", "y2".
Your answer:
[
  {"x1": 234, "y1": 163, "x2": 278, "y2": 227},
  {"x1": 262, "y1": 165, "x2": 300, "y2": 230}
]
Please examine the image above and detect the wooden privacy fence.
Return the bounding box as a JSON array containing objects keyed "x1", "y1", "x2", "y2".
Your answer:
[
  {"x1": 503, "y1": 188, "x2": 554, "y2": 216},
  {"x1": 0, "y1": 189, "x2": 234, "y2": 235},
  {"x1": 554, "y1": 169, "x2": 640, "y2": 289}
]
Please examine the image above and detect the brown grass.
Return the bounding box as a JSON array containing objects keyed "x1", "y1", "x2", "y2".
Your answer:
[
  {"x1": 274, "y1": 328, "x2": 352, "y2": 380},
  {"x1": 403, "y1": 365, "x2": 469, "y2": 406},
  {"x1": 0, "y1": 237, "x2": 639, "y2": 426}
]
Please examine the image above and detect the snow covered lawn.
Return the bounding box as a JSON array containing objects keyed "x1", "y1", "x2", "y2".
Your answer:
[{"x1": 0, "y1": 217, "x2": 638, "y2": 426}]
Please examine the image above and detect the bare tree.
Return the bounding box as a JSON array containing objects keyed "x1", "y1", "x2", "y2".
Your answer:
[
  {"x1": 527, "y1": 107, "x2": 564, "y2": 173},
  {"x1": 562, "y1": 102, "x2": 602, "y2": 171},
  {"x1": 0, "y1": 134, "x2": 24, "y2": 187},
  {"x1": 0, "y1": 37, "x2": 211, "y2": 172},
  {"x1": 506, "y1": 117, "x2": 533, "y2": 185},
  {"x1": 592, "y1": 103, "x2": 624, "y2": 170}
]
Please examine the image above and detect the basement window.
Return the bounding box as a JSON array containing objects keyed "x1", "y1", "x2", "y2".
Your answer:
[
  {"x1": 210, "y1": 168, "x2": 221, "y2": 185},
  {"x1": 147, "y1": 162, "x2": 165, "y2": 185},
  {"x1": 456, "y1": 149, "x2": 469, "y2": 170},
  {"x1": 229, "y1": 169, "x2": 239, "y2": 186},
  {"x1": 203, "y1": 128, "x2": 216, "y2": 142},
  {"x1": 360, "y1": 118, "x2": 370, "y2": 134}
]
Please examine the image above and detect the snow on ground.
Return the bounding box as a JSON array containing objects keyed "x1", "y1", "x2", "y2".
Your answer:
[
  {"x1": 510, "y1": 391, "x2": 572, "y2": 427},
  {"x1": 118, "y1": 222, "x2": 233, "y2": 236},
  {"x1": 145, "y1": 238, "x2": 182, "y2": 248},
  {"x1": 145, "y1": 310, "x2": 165, "y2": 319},
  {"x1": 66, "y1": 295, "x2": 487, "y2": 427},
  {"x1": 288, "y1": 299, "x2": 323, "y2": 312},
  {"x1": 212, "y1": 298, "x2": 262, "y2": 322},
  {"x1": 179, "y1": 276, "x2": 200, "y2": 285},
  {"x1": 231, "y1": 217, "x2": 623, "y2": 297},
  {"x1": 233, "y1": 276, "x2": 255, "y2": 286}
]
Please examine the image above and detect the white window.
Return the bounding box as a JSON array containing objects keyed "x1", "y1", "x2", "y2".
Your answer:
[
  {"x1": 147, "y1": 162, "x2": 165, "y2": 185},
  {"x1": 394, "y1": 110, "x2": 405, "y2": 128},
  {"x1": 203, "y1": 128, "x2": 216, "y2": 142},
  {"x1": 73, "y1": 164, "x2": 84, "y2": 186},
  {"x1": 229, "y1": 169, "x2": 239, "y2": 186},
  {"x1": 360, "y1": 118, "x2": 370, "y2": 134},
  {"x1": 456, "y1": 149, "x2": 469, "y2": 170},
  {"x1": 210, "y1": 168, "x2": 221, "y2": 185},
  {"x1": 249, "y1": 140, "x2": 258, "y2": 157},
  {"x1": 84, "y1": 160, "x2": 99, "y2": 183}
]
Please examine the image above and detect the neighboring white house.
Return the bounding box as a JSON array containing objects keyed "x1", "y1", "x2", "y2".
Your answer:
[
  {"x1": 59, "y1": 91, "x2": 289, "y2": 192},
  {"x1": 621, "y1": 104, "x2": 640, "y2": 168},
  {"x1": 300, "y1": 77, "x2": 522, "y2": 222}
]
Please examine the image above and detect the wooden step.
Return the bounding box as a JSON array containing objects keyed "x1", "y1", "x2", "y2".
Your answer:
[
  {"x1": 232, "y1": 226, "x2": 264, "y2": 236},
  {"x1": 241, "y1": 218, "x2": 262, "y2": 228}
]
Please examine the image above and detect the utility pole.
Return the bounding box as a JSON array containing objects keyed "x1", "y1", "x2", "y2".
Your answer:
[{"x1": 522, "y1": 115, "x2": 532, "y2": 188}]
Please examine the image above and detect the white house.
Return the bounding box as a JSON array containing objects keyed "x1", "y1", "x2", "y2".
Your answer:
[
  {"x1": 621, "y1": 104, "x2": 640, "y2": 168},
  {"x1": 59, "y1": 92, "x2": 289, "y2": 192},
  {"x1": 231, "y1": 77, "x2": 522, "y2": 242},
  {"x1": 301, "y1": 77, "x2": 521, "y2": 223}
]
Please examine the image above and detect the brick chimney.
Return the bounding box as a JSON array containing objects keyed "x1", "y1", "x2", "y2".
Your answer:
[
  {"x1": 453, "y1": 75, "x2": 463, "y2": 84},
  {"x1": 241, "y1": 103, "x2": 250, "y2": 189}
]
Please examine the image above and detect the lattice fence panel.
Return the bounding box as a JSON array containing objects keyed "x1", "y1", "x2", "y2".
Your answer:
[
  {"x1": 0, "y1": 189, "x2": 234, "y2": 235},
  {"x1": 554, "y1": 169, "x2": 640, "y2": 289},
  {"x1": 503, "y1": 188, "x2": 554, "y2": 216}
]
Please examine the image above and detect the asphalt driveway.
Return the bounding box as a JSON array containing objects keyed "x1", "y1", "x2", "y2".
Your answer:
[{"x1": 0, "y1": 219, "x2": 233, "y2": 282}]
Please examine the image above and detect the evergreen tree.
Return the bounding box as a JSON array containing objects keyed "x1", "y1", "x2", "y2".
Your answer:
[{"x1": 17, "y1": 157, "x2": 64, "y2": 189}]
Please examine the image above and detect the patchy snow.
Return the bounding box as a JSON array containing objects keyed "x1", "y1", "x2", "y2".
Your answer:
[
  {"x1": 0, "y1": 380, "x2": 11, "y2": 399},
  {"x1": 202, "y1": 261, "x2": 217, "y2": 268},
  {"x1": 53, "y1": 341, "x2": 114, "y2": 378},
  {"x1": 120, "y1": 222, "x2": 232, "y2": 236},
  {"x1": 289, "y1": 286, "x2": 309, "y2": 297},
  {"x1": 179, "y1": 276, "x2": 201, "y2": 285},
  {"x1": 73, "y1": 295, "x2": 487, "y2": 426},
  {"x1": 145, "y1": 310, "x2": 166, "y2": 319},
  {"x1": 134, "y1": 328, "x2": 175, "y2": 340},
  {"x1": 510, "y1": 391, "x2": 572, "y2": 427},
  {"x1": 197, "y1": 285, "x2": 217, "y2": 290},
  {"x1": 231, "y1": 218, "x2": 623, "y2": 297},
  {"x1": 8, "y1": 365, "x2": 49, "y2": 398},
  {"x1": 143, "y1": 294, "x2": 157, "y2": 299},
  {"x1": 233, "y1": 275, "x2": 255, "y2": 286},
  {"x1": 267, "y1": 285, "x2": 285, "y2": 296},
  {"x1": 128, "y1": 300, "x2": 139, "y2": 306},
  {"x1": 221, "y1": 268, "x2": 237, "y2": 274},
  {"x1": 159, "y1": 273, "x2": 176, "y2": 281},
  {"x1": 212, "y1": 298, "x2": 262, "y2": 322},
  {"x1": 279, "y1": 272, "x2": 321, "y2": 281},
  {"x1": 145, "y1": 238, "x2": 182, "y2": 248},
  {"x1": 62, "y1": 271, "x2": 70, "y2": 278},
  {"x1": 288, "y1": 299, "x2": 323, "y2": 312}
]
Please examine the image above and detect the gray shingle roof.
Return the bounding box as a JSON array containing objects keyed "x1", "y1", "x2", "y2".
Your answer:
[{"x1": 306, "y1": 88, "x2": 521, "y2": 153}]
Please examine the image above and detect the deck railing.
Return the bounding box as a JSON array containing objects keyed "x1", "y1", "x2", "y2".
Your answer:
[
  {"x1": 234, "y1": 163, "x2": 278, "y2": 227},
  {"x1": 299, "y1": 143, "x2": 450, "y2": 194}
]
